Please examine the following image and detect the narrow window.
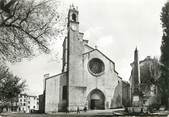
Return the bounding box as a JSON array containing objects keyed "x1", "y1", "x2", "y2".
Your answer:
[
  {"x1": 62, "y1": 86, "x2": 67, "y2": 100},
  {"x1": 72, "y1": 13, "x2": 76, "y2": 22}
]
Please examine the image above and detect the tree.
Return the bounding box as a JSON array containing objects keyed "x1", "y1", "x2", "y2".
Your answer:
[
  {"x1": 160, "y1": 1, "x2": 169, "y2": 108},
  {"x1": 0, "y1": 65, "x2": 26, "y2": 111},
  {"x1": 0, "y1": 0, "x2": 61, "y2": 62},
  {"x1": 140, "y1": 57, "x2": 160, "y2": 95}
]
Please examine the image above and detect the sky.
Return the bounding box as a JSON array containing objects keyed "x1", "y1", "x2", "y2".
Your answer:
[{"x1": 9, "y1": 0, "x2": 167, "y2": 95}]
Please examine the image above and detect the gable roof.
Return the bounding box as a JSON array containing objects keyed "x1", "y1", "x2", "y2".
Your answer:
[
  {"x1": 45, "y1": 72, "x2": 67, "y2": 81},
  {"x1": 83, "y1": 48, "x2": 118, "y2": 74},
  {"x1": 84, "y1": 44, "x2": 94, "y2": 50}
]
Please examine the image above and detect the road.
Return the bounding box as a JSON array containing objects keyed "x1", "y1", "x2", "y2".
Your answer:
[
  {"x1": 0, "y1": 108, "x2": 168, "y2": 117},
  {"x1": 0, "y1": 109, "x2": 122, "y2": 117}
]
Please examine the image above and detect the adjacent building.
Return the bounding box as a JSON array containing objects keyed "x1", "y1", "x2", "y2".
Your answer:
[
  {"x1": 38, "y1": 94, "x2": 45, "y2": 113},
  {"x1": 122, "y1": 81, "x2": 130, "y2": 107},
  {"x1": 17, "y1": 94, "x2": 39, "y2": 113}
]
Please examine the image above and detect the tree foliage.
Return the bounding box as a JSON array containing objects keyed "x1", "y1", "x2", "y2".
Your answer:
[
  {"x1": 140, "y1": 58, "x2": 160, "y2": 84},
  {"x1": 0, "y1": 0, "x2": 60, "y2": 62},
  {"x1": 140, "y1": 57, "x2": 160, "y2": 94},
  {"x1": 0, "y1": 65, "x2": 26, "y2": 108},
  {"x1": 161, "y1": 2, "x2": 169, "y2": 67},
  {"x1": 160, "y1": 1, "x2": 169, "y2": 108}
]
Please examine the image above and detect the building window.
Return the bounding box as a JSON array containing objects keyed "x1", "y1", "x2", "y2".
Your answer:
[
  {"x1": 20, "y1": 99, "x2": 22, "y2": 102},
  {"x1": 28, "y1": 101, "x2": 30, "y2": 104},
  {"x1": 33, "y1": 106, "x2": 35, "y2": 108},
  {"x1": 62, "y1": 86, "x2": 67, "y2": 100},
  {"x1": 28, "y1": 106, "x2": 30, "y2": 109},
  {"x1": 72, "y1": 13, "x2": 76, "y2": 22},
  {"x1": 88, "y1": 58, "x2": 105, "y2": 76},
  {"x1": 23, "y1": 103, "x2": 25, "y2": 106}
]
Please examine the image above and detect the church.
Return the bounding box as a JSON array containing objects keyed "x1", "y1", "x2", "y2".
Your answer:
[{"x1": 43, "y1": 6, "x2": 129, "y2": 113}]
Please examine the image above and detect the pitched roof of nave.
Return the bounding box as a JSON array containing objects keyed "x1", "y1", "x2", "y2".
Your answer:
[
  {"x1": 84, "y1": 44, "x2": 94, "y2": 50},
  {"x1": 82, "y1": 46, "x2": 124, "y2": 80},
  {"x1": 45, "y1": 72, "x2": 67, "y2": 81},
  {"x1": 45, "y1": 44, "x2": 123, "y2": 81},
  {"x1": 82, "y1": 45, "x2": 119, "y2": 75}
]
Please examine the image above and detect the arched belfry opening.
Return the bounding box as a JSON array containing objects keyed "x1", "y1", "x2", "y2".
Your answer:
[
  {"x1": 88, "y1": 89, "x2": 105, "y2": 110},
  {"x1": 72, "y1": 13, "x2": 76, "y2": 22}
]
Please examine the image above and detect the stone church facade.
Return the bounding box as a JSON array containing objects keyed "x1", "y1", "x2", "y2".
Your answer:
[{"x1": 44, "y1": 6, "x2": 127, "y2": 113}]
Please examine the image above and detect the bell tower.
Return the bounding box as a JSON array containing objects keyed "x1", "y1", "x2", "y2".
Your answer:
[
  {"x1": 65, "y1": 5, "x2": 85, "y2": 111},
  {"x1": 67, "y1": 5, "x2": 79, "y2": 32},
  {"x1": 62, "y1": 5, "x2": 80, "y2": 73}
]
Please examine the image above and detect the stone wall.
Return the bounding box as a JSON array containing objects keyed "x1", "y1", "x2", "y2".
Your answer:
[
  {"x1": 68, "y1": 30, "x2": 85, "y2": 87},
  {"x1": 83, "y1": 50, "x2": 123, "y2": 109},
  {"x1": 68, "y1": 30, "x2": 87, "y2": 110},
  {"x1": 122, "y1": 81, "x2": 130, "y2": 107},
  {"x1": 45, "y1": 73, "x2": 66, "y2": 113},
  {"x1": 38, "y1": 94, "x2": 45, "y2": 113}
]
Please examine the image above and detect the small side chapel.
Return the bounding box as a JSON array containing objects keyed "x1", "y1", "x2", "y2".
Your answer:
[{"x1": 44, "y1": 6, "x2": 127, "y2": 113}]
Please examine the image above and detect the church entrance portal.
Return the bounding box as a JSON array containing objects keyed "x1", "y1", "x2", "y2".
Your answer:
[{"x1": 88, "y1": 89, "x2": 105, "y2": 110}]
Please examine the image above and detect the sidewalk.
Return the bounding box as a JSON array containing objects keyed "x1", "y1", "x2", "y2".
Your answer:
[
  {"x1": 0, "y1": 109, "x2": 124, "y2": 117},
  {"x1": 152, "y1": 110, "x2": 169, "y2": 116},
  {"x1": 1, "y1": 109, "x2": 169, "y2": 117},
  {"x1": 48, "y1": 108, "x2": 124, "y2": 115}
]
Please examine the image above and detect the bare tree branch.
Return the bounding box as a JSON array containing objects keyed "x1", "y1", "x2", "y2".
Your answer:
[{"x1": 0, "y1": 0, "x2": 63, "y2": 62}]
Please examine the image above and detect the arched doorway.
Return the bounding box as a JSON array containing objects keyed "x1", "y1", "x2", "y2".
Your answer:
[{"x1": 88, "y1": 89, "x2": 105, "y2": 110}]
